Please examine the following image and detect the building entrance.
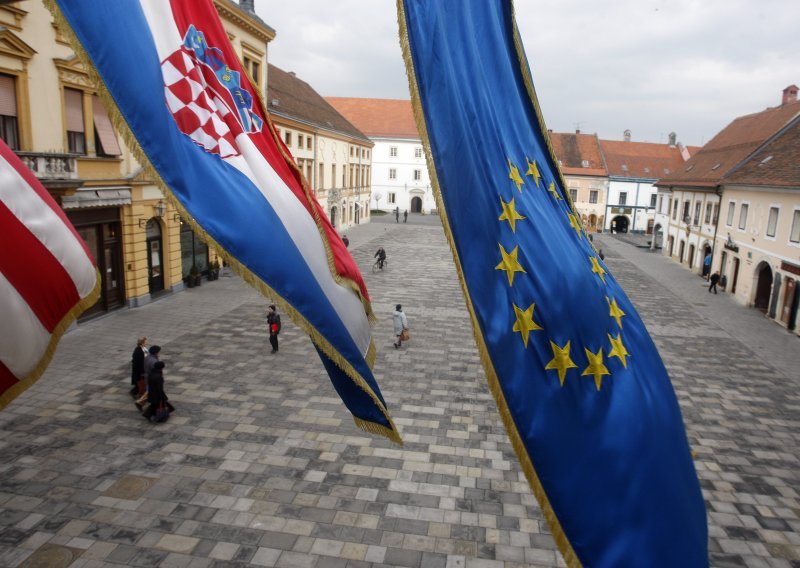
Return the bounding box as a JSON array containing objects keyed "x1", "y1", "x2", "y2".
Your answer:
[
  {"x1": 753, "y1": 262, "x2": 772, "y2": 312},
  {"x1": 411, "y1": 196, "x2": 422, "y2": 213}
]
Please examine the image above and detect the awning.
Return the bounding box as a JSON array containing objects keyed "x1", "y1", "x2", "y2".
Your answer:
[{"x1": 61, "y1": 186, "x2": 132, "y2": 209}]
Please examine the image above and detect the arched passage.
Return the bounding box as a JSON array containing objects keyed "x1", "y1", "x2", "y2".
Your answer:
[
  {"x1": 411, "y1": 196, "x2": 422, "y2": 213},
  {"x1": 753, "y1": 262, "x2": 773, "y2": 312},
  {"x1": 611, "y1": 215, "x2": 629, "y2": 233}
]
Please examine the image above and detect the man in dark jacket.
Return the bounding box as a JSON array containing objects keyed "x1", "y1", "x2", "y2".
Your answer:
[
  {"x1": 130, "y1": 336, "x2": 148, "y2": 398},
  {"x1": 267, "y1": 305, "x2": 281, "y2": 353},
  {"x1": 708, "y1": 272, "x2": 720, "y2": 294}
]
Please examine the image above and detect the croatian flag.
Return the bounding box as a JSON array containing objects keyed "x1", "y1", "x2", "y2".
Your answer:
[
  {"x1": 51, "y1": 0, "x2": 400, "y2": 442},
  {"x1": 0, "y1": 139, "x2": 100, "y2": 410}
]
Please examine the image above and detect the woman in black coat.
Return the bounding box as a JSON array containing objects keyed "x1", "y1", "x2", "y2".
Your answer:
[
  {"x1": 143, "y1": 361, "x2": 173, "y2": 421},
  {"x1": 130, "y1": 336, "x2": 148, "y2": 397}
]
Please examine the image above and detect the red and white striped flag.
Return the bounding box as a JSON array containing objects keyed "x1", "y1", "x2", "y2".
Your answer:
[{"x1": 0, "y1": 139, "x2": 100, "y2": 410}]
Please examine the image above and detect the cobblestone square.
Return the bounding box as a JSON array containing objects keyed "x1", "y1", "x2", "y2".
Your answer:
[{"x1": 0, "y1": 215, "x2": 797, "y2": 567}]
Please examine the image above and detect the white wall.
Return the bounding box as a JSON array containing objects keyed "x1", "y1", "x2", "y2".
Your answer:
[{"x1": 370, "y1": 137, "x2": 435, "y2": 213}]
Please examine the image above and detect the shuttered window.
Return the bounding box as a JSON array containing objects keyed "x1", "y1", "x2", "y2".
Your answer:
[
  {"x1": 64, "y1": 88, "x2": 86, "y2": 154},
  {"x1": 0, "y1": 74, "x2": 19, "y2": 150},
  {"x1": 92, "y1": 96, "x2": 121, "y2": 156}
]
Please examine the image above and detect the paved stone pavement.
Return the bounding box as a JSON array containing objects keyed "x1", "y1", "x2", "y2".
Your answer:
[{"x1": 0, "y1": 215, "x2": 798, "y2": 568}]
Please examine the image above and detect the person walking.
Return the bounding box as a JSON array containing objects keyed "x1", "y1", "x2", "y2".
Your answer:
[
  {"x1": 393, "y1": 304, "x2": 409, "y2": 349},
  {"x1": 136, "y1": 345, "x2": 161, "y2": 410},
  {"x1": 267, "y1": 304, "x2": 281, "y2": 353},
  {"x1": 709, "y1": 271, "x2": 720, "y2": 294},
  {"x1": 395, "y1": 207, "x2": 400, "y2": 223},
  {"x1": 598, "y1": 249, "x2": 605, "y2": 261},
  {"x1": 342, "y1": 234, "x2": 349, "y2": 248},
  {"x1": 130, "y1": 336, "x2": 148, "y2": 398},
  {"x1": 142, "y1": 361, "x2": 174, "y2": 422},
  {"x1": 403, "y1": 210, "x2": 408, "y2": 223},
  {"x1": 703, "y1": 253, "x2": 712, "y2": 278}
]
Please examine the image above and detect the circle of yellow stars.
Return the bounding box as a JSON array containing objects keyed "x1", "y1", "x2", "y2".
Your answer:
[{"x1": 495, "y1": 156, "x2": 632, "y2": 391}]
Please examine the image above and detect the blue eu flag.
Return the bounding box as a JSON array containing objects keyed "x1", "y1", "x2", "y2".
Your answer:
[{"x1": 399, "y1": 1, "x2": 708, "y2": 566}]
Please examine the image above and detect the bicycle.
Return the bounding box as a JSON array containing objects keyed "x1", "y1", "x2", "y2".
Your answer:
[{"x1": 372, "y1": 259, "x2": 389, "y2": 273}]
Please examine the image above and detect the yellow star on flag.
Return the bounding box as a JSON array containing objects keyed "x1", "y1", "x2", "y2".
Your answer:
[
  {"x1": 512, "y1": 303, "x2": 543, "y2": 347},
  {"x1": 606, "y1": 296, "x2": 626, "y2": 327},
  {"x1": 508, "y1": 159, "x2": 525, "y2": 192},
  {"x1": 590, "y1": 255, "x2": 607, "y2": 284},
  {"x1": 582, "y1": 347, "x2": 610, "y2": 391},
  {"x1": 545, "y1": 340, "x2": 578, "y2": 386},
  {"x1": 567, "y1": 213, "x2": 583, "y2": 237},
  {"x1": 608, "y1": 333, "x2": 631, "y2": 368},
  {"x1": 525, "y1": 157, "x2": 542, "y2": 187},
  {"x1": 547, "y1": 181, "x2": 562, "y2": 200},
  {"x1": 495, "y1": 243, "x2": 526, "y2": 286},
  {"x1": 498, "y1": 197, "x2": 526, "y2": 233}
]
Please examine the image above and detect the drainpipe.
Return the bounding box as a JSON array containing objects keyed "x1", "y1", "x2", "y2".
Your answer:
[
  {"x1": 709, "y1": 185, "x2": 721, "y2": 281},
  {"x1": 632, "y1": 181, "x2": 640, "y2": 233}
]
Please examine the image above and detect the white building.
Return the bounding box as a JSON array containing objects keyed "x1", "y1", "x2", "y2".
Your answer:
[
  {"x1": 326, "y1": 98, "x2": 435, "y2": 215},
  {"x1": 600, "y1": 132, "x2": 692, "y2": 236}
]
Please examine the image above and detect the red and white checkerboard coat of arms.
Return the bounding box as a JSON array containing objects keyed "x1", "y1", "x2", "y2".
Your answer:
[{"x1": 161, "y1": 28, "x2": 263, "y2": 159}]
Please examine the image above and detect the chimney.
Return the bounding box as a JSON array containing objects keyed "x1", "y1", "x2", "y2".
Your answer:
[
  {"x1": 668, "y1": 132, "x2": 677, "y2": 147},
  {"x1": 288, "y1": 71, "x2": 296, "y2": 77},
  {"x1": 623, "y1": 129, "x2": 631, "y2": 142},
  {"x1": 678, "y1": 142, "x2": 690, "y2": 161},
  {"x1": 782, "y1": 84, "x2": 798, "y2": 105},
  {"x1": 239, "y1": 0, "x2": 255, "y2": 13},
  {"x1": 575, "y1": 128, "x2": 580, "y2": 134}
]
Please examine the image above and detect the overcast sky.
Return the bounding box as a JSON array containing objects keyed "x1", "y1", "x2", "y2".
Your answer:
[{"x1": 255, "y1": 0, "x2": 799, "y2": 147}]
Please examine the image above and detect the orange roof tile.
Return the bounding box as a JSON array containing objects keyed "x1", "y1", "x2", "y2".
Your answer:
[
  {"x1": 549, "y1": 132, "x2": 607, "y2": 176},
  {"x1": 658, "y1": 100, "x2": 800, "y2": 188},
  {"x1": 600, "y1": 140, "x2": 687, "y2": 179},
  {"x1": 325, "y1": 97, "x2": 420, "y2": 139}
]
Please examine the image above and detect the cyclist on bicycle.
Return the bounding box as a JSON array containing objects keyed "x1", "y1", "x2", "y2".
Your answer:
[{"x1": 374, "y1": 247, "x2": 386, "y2": 270}]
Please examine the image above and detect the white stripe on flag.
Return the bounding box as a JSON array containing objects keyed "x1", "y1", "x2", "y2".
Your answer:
[
  {"x1": 0, "y1": 271, "x2": 51, "y2": 378},
  {"x1": 0, "y1": 158, "x2": 97, "y2": 298}
]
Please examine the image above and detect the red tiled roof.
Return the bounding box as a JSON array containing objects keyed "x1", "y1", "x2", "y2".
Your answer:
[
  {"x1": 724, "y1": 117, "x2": 800, "y2": 187},
  {"x1": 600, "y1": 139, "x2": 687, "y2": 179},
  {"x1": 266, "y1": 65, "x2": 369, "y2": 142},
  {"x1": 548, "y1": 132, "x2": 607, "y2": 176},
  {"x1": 658, "y1": 100, "x2": 800, "y2": 188},
  {"x1": 325, "y1": 97, "x2": 420, "y2": 139}
]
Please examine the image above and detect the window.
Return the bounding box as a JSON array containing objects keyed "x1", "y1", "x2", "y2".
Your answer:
[
  {"x1": 589, "y1": 190, "x2": 598, "y2": 204},
  {"x1": 581, "y1": 159, "x2": 589, "y2": 168},
  {"x1": 704, "y1": 203, "x2": 712, "y2": 224},
  {"x1": 0, "y1": 74, "x2": 19, "y2": 150},
  {"x1": 693, "y1": 201, "x2": 701, "y2": 225},
  {"x1": 284, "y1": 131, "x2": 291, "y2": 146},
  {"x1": 726, "y1": 202, "x2": 735, "y2": 226},
  {"x1": 298, "y1": 134, "x2": 305, "y2": 148},
  {"x1": 414, "y1": 147, "x2": 423, "y2": 158},
  {"x1": 672, "y1": 199, "x2": 678, "y2": 220},
  {"x1": 64, "y1": 88, "x2": 86, "y2": 154},
  {"x1": 790, "y1": 210, "x2": 800, "y2": 243},
  {"x1": 318, "y1": 163, "x2": 324, "y2": 189},
  {"x1": 307, "y1": 137, "x2": 312, "y2": 150},
  {"x1": 569, "y1": 188, "x2": 578, "y2": 202},
  {"x1": 243, "y1": 56, "x2": 261, "y2": 87},
  {"x1": 657, "y1": 196, "x2": 663, "y2": 212},
  {"x1": 388, "y1": 168, "x2": 397, "y2": 180},
  {"x1": 766, "y1": 207, "x2": 779, "y2": 238},
  {"x1": 682, "y1": 201, "x2": 690, "y2": 222},
  {"x1": 650, "y1": 194, "x2": 657, "y2": 208},
  {"x1": 619, "y1": 192, "x2": 627, "y2": 205},
  {"x1": 331, "y1": 164, "x2": 336, "y2": 187},
  {"x1": 389, "y1": 146, "x2": 397, "y2": 157},
  {"x1": 350, "y1": 146, "x2": 354, "y2": 157},
  {"x1": 738, "y1": 203, "x2": 748, "y2": 230},
  {"x1": 712, "y1": 203, "x2": 719, "y2": 224},
  {"x1": 413, "y1": 169, "x2": 421, "y2": 181},
  {"x1": 388, "y1": 192, "x2": 396, "y2": 204},
  {"x1": 92, "y1": 96, "x2": 121, "y2": 156}
]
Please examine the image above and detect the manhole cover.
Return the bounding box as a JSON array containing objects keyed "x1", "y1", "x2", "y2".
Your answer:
[{"x1": 102, "y1": 474, "x2": 156, "y2": 500}]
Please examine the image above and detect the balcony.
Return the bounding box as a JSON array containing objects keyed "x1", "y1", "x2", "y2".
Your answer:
[{"x1": 15, "y1": 152, "x2": 83, "y2": 195}]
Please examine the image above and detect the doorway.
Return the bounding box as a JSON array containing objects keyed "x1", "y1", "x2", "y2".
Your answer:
[
  {"x1": 678, "y1": 240, "x2": 685, "y2": 263},
  {"x1": 731, "y1": 257, "x2": 740, "y2": 294},
  {"x1": 330, "y1": 206, "x2": 337, "y2": 228},
  {"x1": 611, "y1": 215, "x2": 629, "y2": 233},
  {"x1": 782, "y1": 278, "x2": 797, "y2": 324},
  {"x1": 411, "y1": 196, "x2": 422, "y2": 213},
  {"x1": 753, "y1": 262, "x2": 772, "y2": 312},
  {"x1": 688, "y1": 244, "x2": 695, "y2": 269},
  {"x1": 146, "y1": 219, "x2": 164, "y2": 294}
]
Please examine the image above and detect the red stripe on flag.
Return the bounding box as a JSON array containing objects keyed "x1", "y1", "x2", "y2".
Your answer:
[
  {"x1": 0, "y1": 359, "x2": 19, "y2": 396},
  {"x1": 0, "y1": 202, "x2": 80, "y2": 332},
  {"x1": 0, "y1": 141, "x2": 95, "y2": 265}
]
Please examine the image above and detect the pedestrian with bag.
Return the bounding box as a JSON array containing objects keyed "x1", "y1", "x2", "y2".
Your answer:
[
  {"x1": 130, "y1": 336, "x2": 148, "y2": 398},
  {"x1": 393, "y1": 304, "x2": 409, "y2": 349},
  {"x1": 267, "y1": 304, "x2": 281, "y2": 353},
  {"x1": 708, "y1": 272, "x2": 720, "y2": 294}
]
